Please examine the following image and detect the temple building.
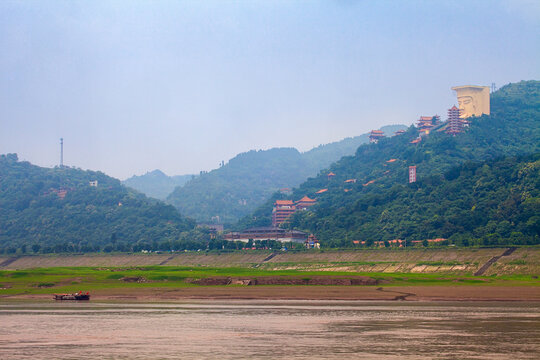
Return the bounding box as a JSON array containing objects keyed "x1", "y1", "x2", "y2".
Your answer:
[
  {"x1": 445, "y1": 105, "x2": 468, "y2": 135},
  {"x1": 305, "y1": 234, "x2": 320, "y2": 249},
  {"x1": 369, "y1": 130, "x2": 385, "y2": 143},
  {"x1": 271, "y1": 200, "x2": 296, "y2": 227},
  {"x1": 295, "y1": 196, "x2": 316, "y2": 210},
  {"x1": 224, "y1": 227, "x2": 308, "y2": 243},
  {"x1": 271, "y1": 197, "x2": 317, "y2": 226},
  {"x1": 417, "y1": 116, "x2": 437, "y2": 136}
]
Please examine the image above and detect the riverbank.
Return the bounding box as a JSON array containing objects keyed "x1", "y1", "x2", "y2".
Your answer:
[
  {"x1": 3, "y1": 285, "x2": 540, "y2": 302},
  {"x1": 1, "y1": 247, "x2": 539, "y2": 275},
  {"x1": 1, "y1": 248, "x2": 538, "y2": 302}
]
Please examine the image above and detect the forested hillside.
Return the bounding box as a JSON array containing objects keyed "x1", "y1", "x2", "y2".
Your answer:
[
  {"x1": 123, "y1": 170, "x2": 193, "y2": 200},
  {"x1": 167, "y1": 125, "x2": 405, "y2": 224},
  {"x1": 242, "y1": 81, "x2": 540, "y2": 245},
  {"x1": 0, "y1": 155, "x2": 209, "y2": 254}
]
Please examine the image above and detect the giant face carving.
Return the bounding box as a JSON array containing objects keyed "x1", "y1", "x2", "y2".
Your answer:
[{"x1": 451, "y1": 86, "x2": 490, "y2": 118}]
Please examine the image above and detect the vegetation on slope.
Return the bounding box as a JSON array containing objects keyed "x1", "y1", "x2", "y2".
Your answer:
[
  {"x1": 0, "y1": 155, "x2": 210, "y2": 254},
  {"x1": 123, "y1": 170, "x2": 194, "y2": 200},
  {"x1": 167, "y1": 125, "x2": 406, "y2": 224},
  {"x1": 290, "y1": 154, "x2": 540, "y2": 246},
  {"x1": 241, "y1": 81, "x2": 540, "y2": 246}
]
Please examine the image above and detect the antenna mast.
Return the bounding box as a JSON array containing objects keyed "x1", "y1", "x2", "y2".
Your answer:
[{"x1": 60, "y1": 138, "x2": 64, "y2": 167}]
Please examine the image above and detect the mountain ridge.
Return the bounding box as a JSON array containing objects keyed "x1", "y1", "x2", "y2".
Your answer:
[{"x1": 166, "y1": 124, "x2": 406, "y2": 224}]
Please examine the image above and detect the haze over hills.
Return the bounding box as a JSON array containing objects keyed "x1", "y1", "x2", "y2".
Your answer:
[
  {"x1": 0, "y1": 155, "x2": 209, "y2": 253},
  {"x1": 123, "y1": 170, "x2": 194, "y2": 200},
  {"x1": 241, "y1": 81, "x2": 540, "y2": 246},
  {"x1": 166, "y1": 125, "x2": 406, "y2": 224}
]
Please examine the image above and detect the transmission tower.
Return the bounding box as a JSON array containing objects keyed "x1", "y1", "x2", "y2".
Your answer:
[{"x1": 60, "y1": 138, "x2": 64, "y2": 167}]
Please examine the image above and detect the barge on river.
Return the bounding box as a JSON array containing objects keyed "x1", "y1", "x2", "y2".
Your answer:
[{"x1": 53, "y1": 291, "x2": 90, "y2": 301}]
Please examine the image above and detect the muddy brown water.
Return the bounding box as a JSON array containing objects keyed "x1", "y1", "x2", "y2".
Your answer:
[{"x1": 0, "y1": 301, "x2": 538, "y2": 359}]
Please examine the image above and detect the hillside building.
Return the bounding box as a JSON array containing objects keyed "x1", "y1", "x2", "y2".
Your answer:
[
  {"x1": 271, "y1": 200, "x2": 296, "y2": 227},
  {"x1": 271, "y1": 197, "x2": 317, "y2": 226},
  {"x1": 295, "y1": 196, "x2": 316, "y2": 210},
  {"x1": 369, "y1": 130, "x2": 385, "y2": 143},
  {"x1": 305, "y1": 234, "x2": 320, "y2": 249},
  {"x1": 446, "y1": 105, "x2": 468, "y2": 135},
  {"x1": 224, "y1": 227, "x2": 308, "y2": 243},
  {"x1": 417, "y1": 116, "x2": 436, "y2": 136}
]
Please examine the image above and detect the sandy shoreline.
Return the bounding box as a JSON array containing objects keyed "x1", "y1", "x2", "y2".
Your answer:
[{"x1": 3, "y1": 285, "x2": 540, "y2": 302}]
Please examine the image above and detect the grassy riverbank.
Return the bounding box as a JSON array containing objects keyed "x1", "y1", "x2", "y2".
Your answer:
[
  {"x1": 1, "y1": 247, "x2": 538, "y2": 301},
  {"x1": 0, "y1": 265, "x2": 538, "y2": 301},
  {"x1": 1, "y1": 247, "x2": 539, "y2": 274}
]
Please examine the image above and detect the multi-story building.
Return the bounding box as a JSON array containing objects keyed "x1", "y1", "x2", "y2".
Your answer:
[
  {"x1": 446, "y1": 105, "x2": 467, "y2": 135},
  {"x1": 271, "y1": 200, "x2": 296, "y2": 227},
  {"x1": 417, "y1": 116, "x2": 436, "y2": 136}
]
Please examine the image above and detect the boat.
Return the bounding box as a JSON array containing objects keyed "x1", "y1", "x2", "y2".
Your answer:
[{"x1": 53, "y1": 291, "x2": 90, "y2": 301}]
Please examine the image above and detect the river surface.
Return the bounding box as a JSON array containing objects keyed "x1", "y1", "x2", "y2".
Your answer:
[{"x1": 0, "y1": 301, "x2": 538, "y2": 359}]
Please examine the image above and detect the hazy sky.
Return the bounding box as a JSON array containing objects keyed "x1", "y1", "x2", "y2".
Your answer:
[{"x1": 1, "y1": 1, "x2": 538, "y2": 179}]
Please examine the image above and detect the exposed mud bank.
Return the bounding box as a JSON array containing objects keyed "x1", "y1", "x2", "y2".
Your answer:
[{"x1": 187, "y1": 276, "x2": 379, "y2": 286}]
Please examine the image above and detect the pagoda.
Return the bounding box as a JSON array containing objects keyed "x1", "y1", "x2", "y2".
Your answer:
[
  {"x1": 445, "y1": 106, "x2": 467, "y2": 135},
  {"x1": 271, "y1": 200, "x2": 296, "y2": 227},
  {"x1": 417, "y1": 116, "x2": 435, "y2": 136},
  {"x1": 369, "y1": 130, "x2": 385, "y2": 143}
]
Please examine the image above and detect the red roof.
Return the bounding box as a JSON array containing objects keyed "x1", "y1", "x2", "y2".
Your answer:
[
  {"x1": 363, "y1": 180, "x2": 375, "y2": 186},
  {"x1": 327, "y1": 172, "x2": 335, "y2": 176},
  {"x1": 410, "y1": 138, "x2": 421, "y2": 144},
  {"x1": 450, "y1": 105, "x2": 459, "y2": 110},
  {"x1": 315, "y1": 189, "x2": 328, "y2": 194},
  {"x1": 386, "y1": 159, "x2": 397, "y2": 163},
  {"x1": 297, "y1": 196, "x2": 316, "y2": 202},
  {"x1": 344, "y1": 179, "x2": 357, "y2": 183},
  {"x1": 275, "y1": 200, "x2": 293, "y2": 205},
  {"x1": 370, "y1": 130, "x2": 384, "y2": 134},
  {"x1": 419, "y1": 116, "x2": 433, "y2": 121}
]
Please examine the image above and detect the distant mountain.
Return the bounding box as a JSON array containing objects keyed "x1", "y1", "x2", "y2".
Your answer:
[
  {"x1": 0, "y1": 156, "x2": 209, "y2": 253},
  {"x1": 123, "y1": 170, "x2": 194, "y2": 200},
  {"x1": 166, "y1": 125, "x2": 406, "y2": 224},
  {"x1": 260, "y1": 80, "x2": 540, "y2": 247}
]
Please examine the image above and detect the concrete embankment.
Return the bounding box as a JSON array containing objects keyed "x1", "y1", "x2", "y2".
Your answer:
[{"x1": 1, "y1": 247, "x2": 538, "y2": 275}]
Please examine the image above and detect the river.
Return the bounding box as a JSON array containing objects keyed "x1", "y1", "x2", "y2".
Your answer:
[{"x1": 0, "y1": 301, "x2": 538, "y2": 359}]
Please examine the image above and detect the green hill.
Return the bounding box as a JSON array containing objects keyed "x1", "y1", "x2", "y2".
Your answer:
[
  {"x1": 166, "y1": 125, "x2": 406, "y2": 224},
  {"x1": 123, "y1": 170, "x2": 194, "y2": 200},
  {"x1": 242, "y1": 81, "x2": 540, "y2": 245},
  {"x1": 0, "y1": 155, "x2": 209, "y2": 254}
]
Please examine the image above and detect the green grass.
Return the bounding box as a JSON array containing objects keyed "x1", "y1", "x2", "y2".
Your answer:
[
  {"x1": 415, "y1": 261, "x2": 463, "y2": 266},
  {"x1": 0, "y1": 265, "x2": 538, "y2": 297},
  {"x1": 507, "y1": 259, "x2": 527, "y2": 265}
]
